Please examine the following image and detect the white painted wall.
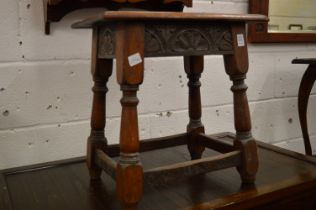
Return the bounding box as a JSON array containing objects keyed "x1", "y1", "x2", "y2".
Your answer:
[{"x1": 0, "y1": 0, "x2": 316, "y2": 170}]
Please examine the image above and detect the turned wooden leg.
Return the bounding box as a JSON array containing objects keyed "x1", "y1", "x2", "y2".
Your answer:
[
  {"x1": 224, "y1": 23, "x2": 258, "y2": 184},
  {"x1": 298, "y1": 65, "x2": 316, "y2": 156},
  {"x1": 115, "y1": 22, "x2": 144, "y2": 210},
  {"x1": 230, "y1": 75, "x2": 258, "y2": 184},
  {"x1": 87, "y1": 26, "x2": 113, "y2": 180},
  {"x1": 184, "y1": 56, "x2": 205, "y2": 160},
  {"x1": 117, "y1": 85, "x2": 143, "y2": 210}
]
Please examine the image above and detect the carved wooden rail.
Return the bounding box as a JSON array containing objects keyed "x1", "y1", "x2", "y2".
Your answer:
[{"x1": 94, "y1": 23, "x2": 233, "y2": 58}]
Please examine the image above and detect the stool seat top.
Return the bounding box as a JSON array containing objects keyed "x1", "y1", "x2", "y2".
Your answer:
[{"x1": 72, "y1": 11, "x2": 268, "y2": 28}]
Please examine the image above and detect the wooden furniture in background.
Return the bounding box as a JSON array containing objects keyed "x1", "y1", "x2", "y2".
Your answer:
[
  {"x1": 292, "y1": 58, "x2": 316, "y2": 156},
  {"x1": 248, "y1": 0, "x2": 316, "y2": 43},
  {"x1": 72, "y1": 11, "x2": 267, "y2": 210},
  {"x1": 43, "y1": 0, "x2": 189, "y2": 34},
  {"x1": 1, "y1": 133, "x2": 316, "y2": 210}
]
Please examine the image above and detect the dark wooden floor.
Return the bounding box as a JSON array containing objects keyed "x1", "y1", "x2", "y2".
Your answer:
[{"x1": 1, "y1": 133, "x2": 316, "y2": 210}]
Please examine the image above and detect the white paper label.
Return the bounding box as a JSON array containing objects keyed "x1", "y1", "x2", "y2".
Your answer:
[
  {"x1": 128, "y1": 53, "x2": 142, "y2": 67},
  {"x1": 237, "y1": 34, "x2": 245, "y2": 47}
]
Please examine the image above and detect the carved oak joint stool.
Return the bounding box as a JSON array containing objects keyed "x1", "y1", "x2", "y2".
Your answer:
[{"x1": 73, "y1": 11, "x2": 268, "y2": 210}]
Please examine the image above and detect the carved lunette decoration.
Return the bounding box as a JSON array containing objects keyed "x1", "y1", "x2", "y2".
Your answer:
[{"x1": 97, "y1": 23, "x2": 233, "y2": 58}]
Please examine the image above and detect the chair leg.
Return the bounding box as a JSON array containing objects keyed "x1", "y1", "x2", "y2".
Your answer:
[
  {"x1": 298, "y1": 65, "x2": 316, "y2": 156},
  {"x1": 184, "y1": 56, "x2": 205, "y2": 160}
]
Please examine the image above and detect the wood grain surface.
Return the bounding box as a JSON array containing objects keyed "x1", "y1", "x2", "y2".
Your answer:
[
  {"x1": 72, "y1": 11, "x2": 268, "y2": 28},
  {"x1": 2, "y1": 134, "x2": 316, "y2": 210}
]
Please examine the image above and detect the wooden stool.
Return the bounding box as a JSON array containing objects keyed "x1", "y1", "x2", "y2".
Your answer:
[
  {"x1": 73, "y1": 11, "x2": 267, "y2": 210},
  {"x1": 292, "y1": 58, "x2": 316, "y2": 156}
]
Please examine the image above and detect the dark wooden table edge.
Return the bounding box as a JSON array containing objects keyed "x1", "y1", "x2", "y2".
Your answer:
[
  {"x1": 185, "y1": 133, "x2": 316, "y2": 210},
  {"x1": 0, "y1": 156, "x2": 86, "y2": 175},
  {"x1": 1, "y1": 133, "x2": 315, "y2": 175},
  {"x1": 186, "y1": 177, "x2": 316, "y2": 210},
  {"x1": 224, "y1": 132, "x2": 316, "y2": 165},
  {"x1": 257, "y1": 140, "x2": 316, "y2": 165},
  {"x1": 1, "y1": 133, "x2": 316, "y2": 210},
  {"x1": 0, "y1": 174, "x2": 13, "y2": 210}
]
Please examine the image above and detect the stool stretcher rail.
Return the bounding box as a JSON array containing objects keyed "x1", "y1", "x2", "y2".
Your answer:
[{"x1": 95, "y1": 133, "x2": 240, "y2": 186}]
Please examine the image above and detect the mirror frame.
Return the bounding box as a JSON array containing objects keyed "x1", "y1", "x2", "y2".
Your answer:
[{"x1": 248, "y1": 0, "x2": 316, "y2": 43}]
